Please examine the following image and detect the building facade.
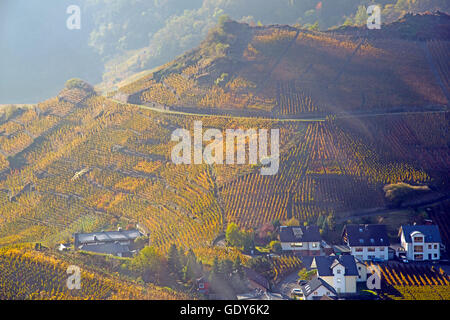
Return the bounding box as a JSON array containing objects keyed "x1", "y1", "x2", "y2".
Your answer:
[
  {"x1": 399, "y1": 225, "x2": 441, "y2": 261},
  {"x1": 279, "y1": 226, "x2": 322, "y2": 256},
  {"x1": 342, "y1": 224, "x2": 390, "y2": 261}
]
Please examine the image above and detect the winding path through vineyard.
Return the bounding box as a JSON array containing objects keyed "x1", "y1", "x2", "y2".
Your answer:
[{"x1": 114, "y1": 99, "x2": 448, "y2": 122}]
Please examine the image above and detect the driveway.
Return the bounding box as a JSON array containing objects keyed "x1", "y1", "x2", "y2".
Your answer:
[{"x1": 273, "y1": 269, "x2": 303, "y2": 299}]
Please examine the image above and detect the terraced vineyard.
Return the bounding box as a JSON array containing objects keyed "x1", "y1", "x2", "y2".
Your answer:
[
  {"x1": 117, "y1": 16, "x2": 449, "y2": 118},
  {"x1": 0, "y1": 246, "x2": 186, "y2": 300},
  {"x1": 272, "y1": 255, "x2": 303, "y2": 283},
  {"x1": 371, "y1": 263, "x2": 450, "y2": 300},
  {"x1": 0, "y1": 13, "x2": 449, "y2": 301},
  {"x1": 2, "y1": 89, "x2": 447, "y2": 250},
  {"x1": 221, "y1": 113, "x2": 448, "y2": 229}
]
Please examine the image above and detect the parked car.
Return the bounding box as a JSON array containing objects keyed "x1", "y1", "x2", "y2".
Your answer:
[
  {"x1": 291, "y1": 288, "x2": 303, "y2": 296},
  {"x1": 298, "y1": 280, "x2": 308, "y2": 286},
  {"x1": 402, "y1": 258, "x2": 409, "y2": 264}
]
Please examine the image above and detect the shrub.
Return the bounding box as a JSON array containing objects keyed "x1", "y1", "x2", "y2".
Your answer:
[
  {"x1": 269, "y1": 241, "x2": 282, "y2": 254},
  {"x1": 65, "y1": 78, "x2": 94, "y2": 92}
]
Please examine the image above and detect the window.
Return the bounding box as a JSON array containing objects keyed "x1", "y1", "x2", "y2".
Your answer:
[
  {"x1": 414, "y1": 245, "x2": 423, "y2": 253},
  {"x1": 434, "y1": 254, "x2": 438, "y2": 258},
  {"x1": 368, "y1": 248, "x2": 375, "y2": 252},
  {"x1": 413, "y1": 237, "x2": 424, "y2": 242},
  {"x1": 414, "y1": 254, "x2": 423, "y2": 261},
  {"x1": 355, "y1": 247, "x2": 363, "y2": 252},
  {"x1": 292, "y1": 243, "x2": 303, "y2": 247},
  {"x1": 199, "y1": 283, "x2": 204, "y2": 289},
  {"x1": 326, "y1": 292, "x2": 330, "y2": 296},
  {"x1": 370, "y1": 238, "x2": 375, "y2": 244},
  {"x1": 312, "y1": 243, "x2": 318, "y2": 248},
  {"x1": 379, "y1": 247, "x2": 385, "y2": 251},
  {"x1": 337, "y1": 278, "x2": 341, "y2": 283},
  {"x1": 434, "y1": 244, "x2": 438, "y2": 249},
  {"x1": 428, "y1": 244, "x2": 432, "y2": 249},
  {"x1": 337, "y1": 269, "x2": 341, "y2": 274},
  {"x1": 359, "y1": 239, "x2": 364, "y2": 244},
  {"x1": 314, "y1": 291, "x2": 318, "y2": 295}
]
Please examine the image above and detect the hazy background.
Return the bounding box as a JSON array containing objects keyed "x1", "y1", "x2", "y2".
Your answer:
[
  {"x1": 1, "y1": 0, "x2": 448, "y2": 104},
  {"x1": 0, "y1": 0, "x2": 102, "y2": 104}
]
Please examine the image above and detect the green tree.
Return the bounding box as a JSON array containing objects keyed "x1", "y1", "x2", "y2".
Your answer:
[
  {"x1": 272, "y1": 219, "x2": 281, "y2": 229},
  {"x1": 183, "y1": 249, "x2": 200, "y2": 282},
  {"x1": 167, "y1": 244, "x2": 182, "y2": 278},
  {"x1": 130, "y1": 246, "x2": 165, "y2": 283},
  {"x1": 327, "y1": 212, "x2": 336, "y2": 231},
  {"x1": 269, "y1": 241, "x2": 282, "y2": 254},
  {"x1": 233, "y1": 256, "x2": 245, "y2": 280},
  {"x1": 241, "y1": 231, "x2": 255, "y2": 252},
  {"x1": 226, "y1": 223, "x2": 241, "y2": 247},
  {"x1": 284, "y1": 217, "x2": 301, "y2": 227},
  {"x1": 298, "y1": 268, "x2": 317, "y2": 281},
  {"x1": 353, "y1": 5, "x2": 368, "y2": 26},
  {"x1": 210, "y1": 256, "x2": 221, "y2": 283},
  {"x1": 221, "y1": 259, "x2": 234, "y2": 281}
]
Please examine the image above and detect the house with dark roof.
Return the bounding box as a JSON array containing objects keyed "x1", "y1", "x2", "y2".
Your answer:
[
  {"x1": 342, "y1": 224, "x2": 390, "y2": 261},
  {"x1": 299, "y1": 277, "x2": 337, "y2": 300},
  {"x1": 74, "y1": 228, "x2": 142, "y2": 257},
  {"x1": 310, "y1": 255, "x2": 365, "y2": 294},
  {"x1": 279, "y1": 226, "x2": 323, "y2": 256},
  {"x1": 79, "y1": 242, "x2": 132, "y2": 257},
  {"x1": 399, "y1": 225, "x2": 442, "y2": 261},
  {"x1": 244, "y1": 267, "x2": 271, "y2": 292}
]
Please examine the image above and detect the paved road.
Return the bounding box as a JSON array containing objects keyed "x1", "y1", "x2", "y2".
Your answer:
[
  {"x1": 273, "y1": 269, "x2": 303, "y2": 299},
  {"x1": 114, "y1": 98, "x2": 448, "y2": 123}
]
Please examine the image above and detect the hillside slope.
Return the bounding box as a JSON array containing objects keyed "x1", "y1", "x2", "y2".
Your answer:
[
  {"x1": 0, "y1": 13, "x2": 448, "y2": 260},
  {"x1": 114, "y1": 12, "x2": 450, "y2": 117},
  {"x1": 0, "y1": 246, "x2": 188, "y2": 300}
]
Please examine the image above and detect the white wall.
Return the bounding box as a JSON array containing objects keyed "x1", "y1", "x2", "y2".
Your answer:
[
  {"x1": 281, "y1": 242, "x2": 321, "y2": 252},
  {"x1": 351, "y1": 246, "x2": 389, "y2": 261},
  {"x1": 332, "y1": 264, "x2": 346, "y2": 293},
  {"x1": 345, "y1": 276, "x2": 357, "y2": 293},
  {"x1": 401, "y1": 231, "x2": 441, "y2": 261}
]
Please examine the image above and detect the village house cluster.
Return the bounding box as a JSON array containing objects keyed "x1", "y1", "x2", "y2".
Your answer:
[
  {"x1": 62, "y1": 222, "x2": 443, "y2": 301},
  {"x1": 275, "y1": 223, "x2": 444, "y2": 300}
]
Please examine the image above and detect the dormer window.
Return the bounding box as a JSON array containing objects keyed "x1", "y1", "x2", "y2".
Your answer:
[
  {"x1": 359, "y1": 228, "x2": 363, "y2": 232},
  {"x1": 370, "y1": 238, "x2": 375, "y2": 244},
  {"x1": 359, "y1": 239, "x2": 364, "y2": 244},
  {"x1": 380, "y1": 238, "x2": 384, "y2": 243}
]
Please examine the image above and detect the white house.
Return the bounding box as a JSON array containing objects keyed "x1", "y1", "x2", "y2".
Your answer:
[
  {"x1": 342, "y1": 224, "x2": 390, "y2": 261},
  {"x1": 399, "y1": 225, "x2": 442, "y2": 261},
  {"x1": 299, "y1": 277, "x2": 337, "y2": 300},
  {"x1": 310, "y1": 255, "x2": 360, "y2": 294},
  {"x1": 279, "y1": 226, "x2": 322, "y2": 256}
]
